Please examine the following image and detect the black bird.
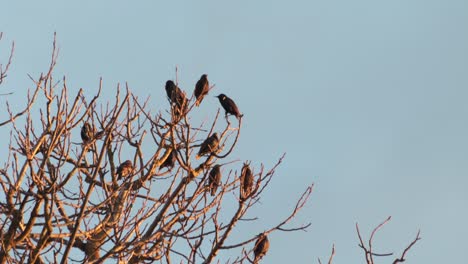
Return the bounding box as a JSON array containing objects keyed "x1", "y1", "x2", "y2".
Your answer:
[
  {"x1": 165, "y1": 80, "x2": 187, "y2": 115},
  {"x1": 117, "y1": 160, "x2": 134, "y2": 180},
  {"x1": 159, "y1": 149, "x2": 176, "y2": 170},
  {"x1": 253, "y1": 233, "x2": 269, "y2": 263},
  {"x1": 165, "y1": 80, "x2": 176, "y2": 101},
  {"x1": 240, "y1": 163, "x2": 253, "y2": 201},
  {"x1": 216, "y1": 94, "x2": 243, "y2": 119},
  {"x1": 81, "y1": 122, "x2": 93, "y2": 143},
  {"x1": 194, "y1": 74, "x2": 209, "y2": 106},
  {"x1": 196, "y1": 133, "x2": 219, "y2": 159},
  {"x1": 208, "y1": 164, "x2": 222, "y2": 196},
  {"x1": 165, "y1": 80, "x2": 180, "y2": 103}
]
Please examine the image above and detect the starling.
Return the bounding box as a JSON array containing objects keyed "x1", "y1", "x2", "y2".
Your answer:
[
  {"x1": 194, "y1": 74, "x2": 209, "y2": 106},
  {"x1": 253, "y1": 233, "x2": 269, "y2": 263},
  {"x1": 216, "y1": 94, "x2": 243, "y2": 119},
  {"x1": 81, "y1": 122, "x2": 93, "y2": 143},
  {"x1": 208, "y1": 165, "x2": 221, "y2": 196},
  {"x1": 165, "y1": 80, "x2": 187, "y2": 106},
  {"x1": 159, "y1": 149, "x2": 176, "y2": 170},
  {"x1": 117, "y1": 160, "x2": 134, "y2": 180},
  {"x1": 165, "y1": 80, "x2": 187, "y2": 116},
  {"x1": 196, "y1": 133, "x2": 219, "y2": 159},
  {"x1": 165, "y1": 80, "x2": 178, "y2": 102},
  {"x1": 240, "y1": 163, "x2": 253, "y2": 201}
]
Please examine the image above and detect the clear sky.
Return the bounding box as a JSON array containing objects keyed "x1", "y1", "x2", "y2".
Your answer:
[{"x1": 1, "y1": 0, "x2": 468, "y2": 263}]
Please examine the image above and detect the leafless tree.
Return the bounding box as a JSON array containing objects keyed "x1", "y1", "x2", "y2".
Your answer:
[
  {"x1": 0, "y1": 34, "x2": 312, "y2": 263},
  {"x1": 0, "y1": 33, "x2": 420, "y2": 264}
]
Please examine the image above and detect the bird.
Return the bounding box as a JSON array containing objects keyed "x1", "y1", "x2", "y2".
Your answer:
[
  {"x1": 208, "y1": 165, "x2": 221, "y2": 196},
  {"x1": 194, "y1": 74, "x2": 209, "y2": 106},
  {"x1": 159, "y1": 149, "x2": 176, "y2": 170},
  {"x1": 240, "y1": 163, "x2": 253, "y2": 201},
  {"x1": 165, "y1": 80, "x2": 187, "y2": 115},
  {"x1": 117, "y1": 160, "x2": 134, "y2": 180},
  {"x1": 81, "y1": 122, "x2": 94, "y2": 143},
  {"x1": 216, "y1": 94, "x2": 243, "y2": 119},
  {"x1": 196, "y1": 133, "x2": 219, "y2": 159},
  {"x1": 253, "y1": 233, "x2": 269, "y2": 263}
]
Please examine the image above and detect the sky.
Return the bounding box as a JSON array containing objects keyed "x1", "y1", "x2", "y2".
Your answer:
[{"x1": 1, "y1": 0, "x2": 468, "y2": 263}]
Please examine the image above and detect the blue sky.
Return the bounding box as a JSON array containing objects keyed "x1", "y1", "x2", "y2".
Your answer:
[{"x1": 1, "y1": 0, "x2": 468, "y2": 262}]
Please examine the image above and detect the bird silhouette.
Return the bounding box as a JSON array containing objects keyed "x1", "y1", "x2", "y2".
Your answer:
[
  {"x1": 253, "y1": 233, "x2": 269, "y2": 263},
  {"x1": 196, "y1": 133, "x2": 219, "y2": 159},
  {"x1": 240, "y1": 163, "x2": 253, "y2": 201},
  {"x1": 208, "y1": 164, "x2": 221, "y2": 196},
  {"x1": 194, "y1": 74, "x2": 209, "y2": 106},
  {"x1": 117, "y1": 160, "x2": 134, "y2": 180},
  {"x1": 165, "y1": 80, "x2": 187, "y2": 116},
  {"x1": 81, "y1": 122, "x2": 93, "y2": 143},
  {"x1": 159, "y1": 149, "x2": 176, "y2": 170},
  {"x1": 216, "y1": 94, "x2": 243, "y2": 119}
]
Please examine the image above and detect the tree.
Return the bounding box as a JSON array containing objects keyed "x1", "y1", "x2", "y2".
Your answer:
[
  {"x1": 0, "y1": 34, "x2": 420, "y2": 264},
  {"x1": 0, "y1": 34, "x2": 312, "y2": 264}
]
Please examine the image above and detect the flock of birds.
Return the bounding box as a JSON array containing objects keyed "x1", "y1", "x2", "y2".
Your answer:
[
  {"x1": 164, "y1": 74, "x2": 243, "y2": 119},
  {"x1": 80, "y1": 74, "x2": 269, "y2": 262}
]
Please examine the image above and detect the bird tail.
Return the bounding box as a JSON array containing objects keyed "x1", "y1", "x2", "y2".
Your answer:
[{"x1": 253, "y1": 256, "x2": 259, "y2": 264}]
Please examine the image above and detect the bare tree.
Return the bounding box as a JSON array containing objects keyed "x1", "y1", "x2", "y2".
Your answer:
[
  {"x1": 0, "y1": 34, "x2": 420, "y2": 264},
  {"x1": 0, "y1": 34, "x2": 312, "y2": 264}
]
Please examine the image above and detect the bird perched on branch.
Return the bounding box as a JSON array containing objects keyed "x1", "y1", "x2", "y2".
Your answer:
[
  {"x1": 208, "y1": 164, "x2": 221, "y2": 196},
  {"x1": 216, "y1": 94, "x2": 243, "y2": 119},
  {"x1": 194, "y1": 74, "x2": 209, "y2": 106},
  {"x1": 81, "y1": 122, "x2": 93, "y2": 143},
  {"x1": 165, "y1": 80, "x2": 187, "y2": 116},
  {"x1": 240, "y1": 163, "x2": 253, "y2": 201},
  {"x1": 196, "y1": 133, "x2": 219, "y2": 159},
  {"x1": 117, "y1": 160, "x2": 134, "y2": 180},
  {"x1": 165, "y1": 80, "x2": 185, "y2": 105},
  {"x1": 253, "y1": 233, "x2": 269, "y2": 263},
  {"x1": 159, "y1": 149, "x2": 176, "y2": 170}
]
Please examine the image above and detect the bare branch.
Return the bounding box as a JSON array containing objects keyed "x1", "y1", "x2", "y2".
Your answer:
[
  {"x1": 392, "y1": 230, "x2": 421, "y2": 264},
  {"x1": 356, "y1": 217, "x2": 421, "y2": 264}
]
